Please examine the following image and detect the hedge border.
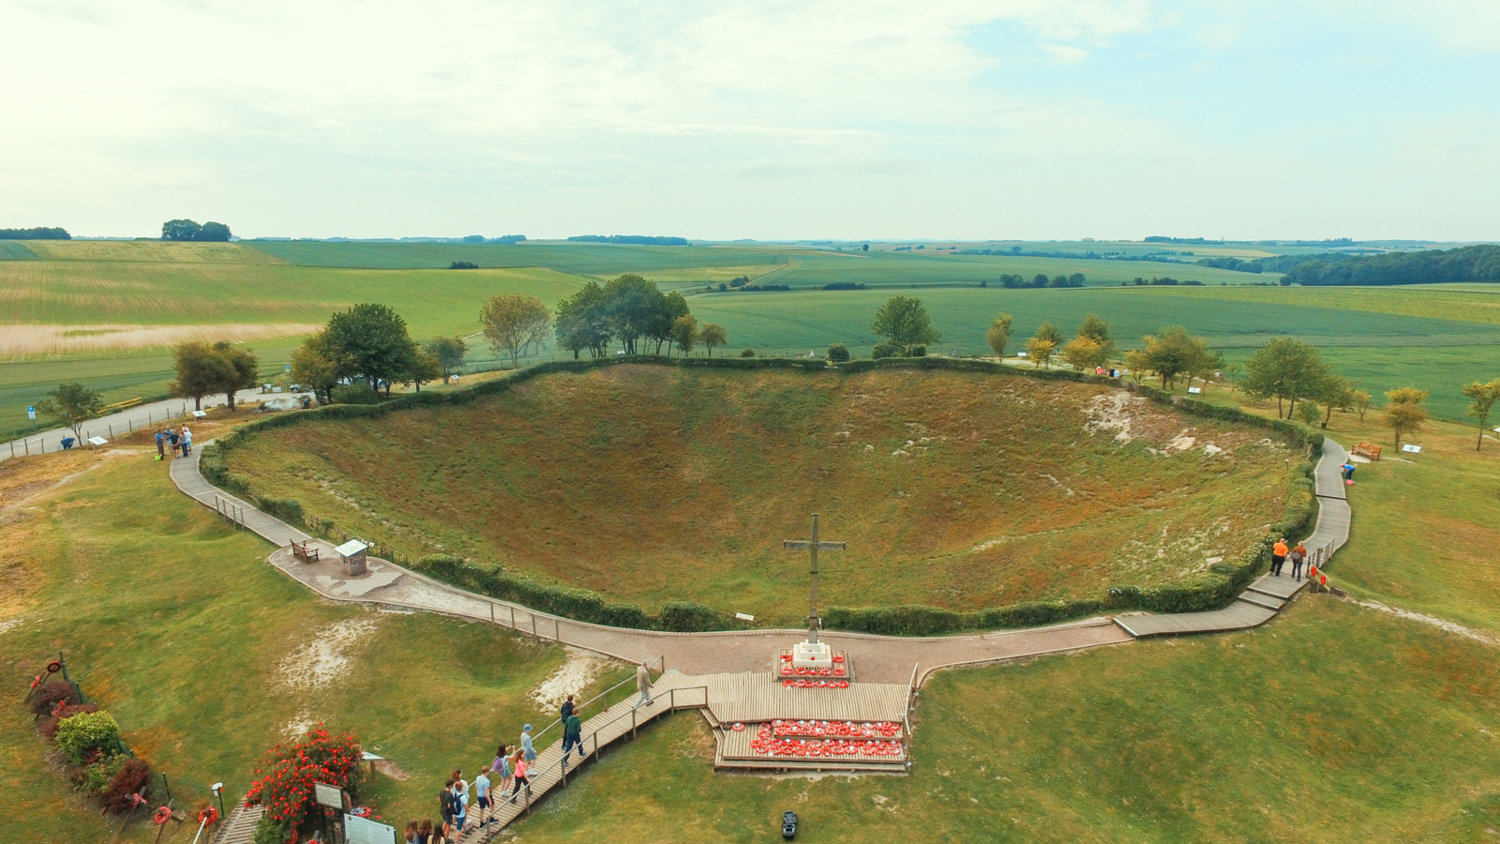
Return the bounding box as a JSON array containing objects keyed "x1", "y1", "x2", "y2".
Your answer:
[{"x1": 210, "y1": 354, "x2": 1323, "y2": 635}]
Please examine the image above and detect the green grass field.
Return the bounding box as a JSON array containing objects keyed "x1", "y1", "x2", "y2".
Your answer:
[
  {"x1": 4, "y1": 240, "x2": 1499, "y2": 440},
  {"x1": 4, "y1": 372, "x2": 1499, "y2": 841},
  {"x1": 0, "y1": 446, "x2": 631, "y2": 841},
  {"x1": 220, "y1": 366, "x2": 1299, "y2": 623}
]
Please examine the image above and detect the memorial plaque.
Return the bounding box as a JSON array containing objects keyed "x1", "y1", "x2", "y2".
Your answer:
[
  {"x1": 1401, "y1": 444, "x2": 1422, "y2": 454},
  {"x1": 314, "y1": 782, "x2": 344, "y2": 810},
  {"x1": 344, "y1": 813, "x2": 396, "y2": 844},
  {"x1": 87, "y1": 436, "x2": 108, "y2": 446}
]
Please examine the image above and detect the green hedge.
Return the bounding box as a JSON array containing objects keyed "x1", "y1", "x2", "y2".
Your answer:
[
  {"x1": 410, "y1": 554, "x2": 741, "y2": 633},
  {"x1": 211, "y1": 354, "x2": 1327, "y2": 635}
]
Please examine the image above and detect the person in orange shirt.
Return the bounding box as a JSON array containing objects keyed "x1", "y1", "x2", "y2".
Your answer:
[{"x1": 1271, "y1": 538, "x2": 1289, "y2": 576}]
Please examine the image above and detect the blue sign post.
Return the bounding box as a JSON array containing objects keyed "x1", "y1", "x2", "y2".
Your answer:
[{"x1": 27, "y1": 405, "x2": 36, "y2": 420}]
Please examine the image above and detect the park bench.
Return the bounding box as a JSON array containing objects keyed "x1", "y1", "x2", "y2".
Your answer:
[
  {"x1": 102, "y1": 397, "x2": 143, "y2": 413},
  {"x1": 1351, "y1": 441, "x2": 1382, "y2": 461},
  {"x1": 291, "y1": 540, "x2": 319, "y2": 562}
]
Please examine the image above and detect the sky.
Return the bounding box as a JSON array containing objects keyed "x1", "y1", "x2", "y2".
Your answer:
[{"x1": 4, "y1": 0, "x2": 1499, "y2": 241}]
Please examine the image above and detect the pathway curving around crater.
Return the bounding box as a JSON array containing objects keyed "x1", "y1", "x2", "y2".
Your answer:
[{"x1": 170, "y1": 436, "x2": 1352, "y2": 685}]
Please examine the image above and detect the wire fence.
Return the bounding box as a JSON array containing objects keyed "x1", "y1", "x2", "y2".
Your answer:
[{"x1": 6, "y1": 402, "x2": 194, "y2": 459}]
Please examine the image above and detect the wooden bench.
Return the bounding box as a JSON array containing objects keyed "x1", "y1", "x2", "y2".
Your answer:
[
  {"x1": 1351, "y1": 441, "x2": 1382, "y2": 461},
  {"x1": 291, "y1": 540, "x2": 319, "y2": 562}
]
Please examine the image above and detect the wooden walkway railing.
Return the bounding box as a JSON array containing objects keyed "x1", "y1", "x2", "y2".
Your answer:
[{"x1": 475, "y1": 675, "x2": 708, "y2": 840}]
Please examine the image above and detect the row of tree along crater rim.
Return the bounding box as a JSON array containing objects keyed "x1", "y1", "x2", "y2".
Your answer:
[{"x1": 211, "y1": 358, "x2": 1318, "y2": 632}]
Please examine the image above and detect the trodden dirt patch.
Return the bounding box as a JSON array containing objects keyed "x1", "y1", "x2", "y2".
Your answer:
[
  {"x1": 277, "y1": 617, "x2": 380, "y2": 691},
  {"x1": 529, "y1": 647, "x2": 617, "y2": 710}
]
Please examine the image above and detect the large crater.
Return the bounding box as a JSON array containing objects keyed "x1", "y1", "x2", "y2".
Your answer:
[{"x1": 223, "y1": 365, "x2": 1298, "y2": 624}]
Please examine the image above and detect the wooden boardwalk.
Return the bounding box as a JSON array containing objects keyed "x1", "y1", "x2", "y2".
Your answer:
[{"x1": 696, "y1": 672, "x2": 908, "y2": 726}]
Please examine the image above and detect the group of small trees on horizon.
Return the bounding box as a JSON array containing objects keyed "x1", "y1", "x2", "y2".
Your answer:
[
  {"x1": 553, "y1": 274, "x2": 726, "y2": 360},
  {"x1": 161, "y1": 219, "x2": 232, "y2": 242}
]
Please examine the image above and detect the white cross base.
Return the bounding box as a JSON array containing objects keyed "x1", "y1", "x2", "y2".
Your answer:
[{"x1": 792, "y1": 640, "x2": 833, "y2": 670}]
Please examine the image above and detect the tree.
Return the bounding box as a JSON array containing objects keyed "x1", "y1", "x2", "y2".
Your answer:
[
  {"x1": 161, "y1": 219, "x2": 202, "y2": 241},
  {"x1": 1383, "y1": 387, "x2": 1428, "y2": 449},
  {"x1": 1461, "y1": 379, "x2": 1500, "y2": 450},
  {"x1": 1034, "y1": 321, "x2": 1062, "y2": 346},
  {"x1": 480, "y1": 294, "x2": 553, "y2": 368},
  {"x1": 291, "y1": 330, "x2": 342, "y2": 404},
  {"x1": 602, "y1": 274, "x2": 662, "y2": 355},
  {"x1": 197, "y1": 221, "x2": 232, "y2": 242},
  {"x1": 37, "y1": 382, "x2": 103, "y2": 443},
  {"x1": 1349, "y1": 389, "x2": 1371, "y2": 421},
  {"x1": 648, "y1": 291, "x2": 690, "y2": 355},
  {"x1": 985, "y1": 313, "x2": 1013, "y2": 358},
  {"x1": 171, "y1": 341, "x2": 235, "y2": 411},
  {"x1": 1025, "y1": 336, "x2": 1056, "y2": 368},
  {"x1": 1138, "y1": 326, "x2": 1196, "y2": 389},
  {"x1": 669, "y1": 313, "x2": 698, "y2": 356},
  {"x1": 326, "y1": 303, "x2": 418, "y2": 394},
  {"x1": 1315, "y1": 375, "x2": 1354, "y2": 429},
  {"x1": 1295, "y1": 400, "x2": 1323, "y2": 426},
  {"x1": 1242, "y1": 338, "x2": 1330, "y2": 419},
  {"x1": 871, "y1": 295, "x2": 940, "y2": 346},
  {"x1": 700, "y1": 323, "x2": 727, "y2": 357},
  {"x1": 212, "y1": 342, "x2": 259, "y2": 411},
  {"x1": 406, "y1": 347, "x2": 444, "y2": 392},
  {"x1": 555, "y1": 281, "x2": 612, "y2": 359},
  {"x1": 1124, "y1": 348, "x2": 1151, "y2": 384},
  {"x1": 427, "y1": 336, "x2": 467, "y2": 377},
  {"x1": 827, "y1": 342, "x2": 851, "y2": 362},
  {"x1": 1061, "y1": 336, "x2": 1107, "y2": 371},
  {"x1": 1033, "y1": 273, "x2": 1049, "y2": 288}
]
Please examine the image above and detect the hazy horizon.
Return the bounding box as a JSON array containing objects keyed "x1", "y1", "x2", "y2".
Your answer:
[{"x1": 6, "y1": 1, "x2": 1499, "y2": 242}]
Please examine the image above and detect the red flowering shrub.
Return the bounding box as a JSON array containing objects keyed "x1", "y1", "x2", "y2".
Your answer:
[{"x1": 245, "y1": 725, "x2": 364, "y2": 841}]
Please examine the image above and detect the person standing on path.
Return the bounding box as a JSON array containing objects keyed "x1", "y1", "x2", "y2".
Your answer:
[
  {"x1": 417, "y1": 818, "x2": 434, "y2": 844},
  {"x1": 167, "y1": 428, "x2": 180, "y2": 457},
  {"x1": 520, "y1": 724, "x2": 537, "y2": 764},
  {"x1": 560, "y1": 693, "x2": 575, "y2": 721},
  {"x1": 507, "y1": 750, "x2": 530, "y2": 803},
  {"x1": 449, "y1": 777, "x2": 467, "y2": 837},
  {"x1": 438, "y1": 779, "x2": 456, "y2": 838},
  {"x1": 155, "y1": 429, "x2": 165, "y2": 460},
  {"x1": 1271, "y1": 538, "x2": 1289, "y2": 576},
  {"x1": 561, "y1": 706, "x2": 584, "y2": 764},
  {"x1": 181, "y1": 425, "x2": 192, "y2": 456},
  {"x1": 634, "y1": 660, "x2": 654, "y2": 708},
  {"x1": 1291, "y1": 541, "x2": 1308, "y2": 581},
  {"x1": 404, "y1": 820, "x2": 419, "y2": 844},
  {"x1": 491, "y1": 744, "x2": 512, "y2": 796},
  {"x1": 474, "y1": 766, "x2": 492, "y2": 828}
]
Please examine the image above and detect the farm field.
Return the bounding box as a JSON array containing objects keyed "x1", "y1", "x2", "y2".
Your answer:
[
  {"x1": 4, "y1": 240, "x2": 1500, "y2": 441},
  {"x1": 219, "y1": 365, "x2": 1301, "y2": 623}
]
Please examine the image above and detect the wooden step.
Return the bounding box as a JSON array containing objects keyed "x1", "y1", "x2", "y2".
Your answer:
[{"x1": 1237, "y1": 593, "x2": 1285, "y2": 611}]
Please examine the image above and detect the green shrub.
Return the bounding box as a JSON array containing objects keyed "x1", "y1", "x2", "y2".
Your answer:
[
  {"x1": 331, "y1": 384, "x2": 382, "y2": 405},
  {"x1": 904, "y1": 344, "x2": 927, "y2": 357},
  {"x1": 826, "y1": 343, "x2": 851, "y2": 362},
  {"x1": 41, "y1": 702, "x2": 100, "y2": 740},
  {"x1": 256, "y1": 495, "x2": 305, "y2": 525},
  {"x1": 78, "y1": 755, "x2": 128, "y2": 795},
  {"x1": 872, "y1": 341, "x2": 900, "y2": 359},
  {"x1": 55, "y1": 710, "x2": 121, "y2": 766},
  {"x1": 740, "y1": 348, "x2": 755, "y2": 357}
]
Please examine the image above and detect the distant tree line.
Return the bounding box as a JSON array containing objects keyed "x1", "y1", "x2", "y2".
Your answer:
[
  {"x1": 1144, "y1": 236, "x2": 1223, "y2": 244},
  {"x1": 0, "y1": 227, "x2": 69, "y2": 240},
  {"x1": 999, "y1": 273, "x2": 1085, "y2": 288},
  {"x1": 460, "y1": 234, "x2": 526, "y2": 244},
  {"x1": 1196, "y1": 256, "x2": 1263, "y2": 273},
  {"x1": 566, "y1": 235, "x2": 689, "y2": 246},
  {"x1": 1281, "y1": 244, "x2": 1500, "y2": 287},
  {"x1": 162, "y1": 219, "x2": 232, "y2": 242},
  {"x1": 821, "y1": 281, "x2": 867, "y2": 290},
  {"x1": 449, "y1": 261, "x2": 479, "y2": 270}
]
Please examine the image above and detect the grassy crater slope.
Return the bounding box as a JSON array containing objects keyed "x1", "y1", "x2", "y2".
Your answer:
[{"x1": 225, "y1": 366, "x2": 1297, "y2": 624}]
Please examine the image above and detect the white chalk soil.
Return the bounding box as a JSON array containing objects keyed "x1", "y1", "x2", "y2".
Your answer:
[{"x1": 529, "y1": 647, "x2": 617, "y2": 710}]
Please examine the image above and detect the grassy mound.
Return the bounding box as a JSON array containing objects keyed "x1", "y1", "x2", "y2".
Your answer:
[{"x1": 222, "y1": 363, "x2": 1301, "y2": 625}]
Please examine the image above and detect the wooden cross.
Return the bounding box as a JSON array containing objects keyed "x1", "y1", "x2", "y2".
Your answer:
[{"x1": 783, "y1": 513, "x2": 845, "y2": 644}]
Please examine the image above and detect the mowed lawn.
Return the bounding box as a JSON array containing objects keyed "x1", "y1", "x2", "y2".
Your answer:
[
  {"x1": 508, "y1": 599, "x2": 1500, "y2": 844},
  {"x1": 222, "y1": 366, "x2": 1299, "y2": 623},
  {"x1": 0, "y1": 446, "x2": 627, "y2": 841}
]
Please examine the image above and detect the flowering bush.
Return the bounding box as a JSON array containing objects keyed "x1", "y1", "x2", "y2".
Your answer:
[
  {"x1": 55, "y1": 710, "x2": 121, "y2": 766},
  {"x1": 246, "y1": 725, "x2": 364, "y2": 843}
]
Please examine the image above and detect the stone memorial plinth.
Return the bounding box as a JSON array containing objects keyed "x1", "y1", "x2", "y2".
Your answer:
[{"x1": 335, "y1": 539, "x2": 369, "y2": 576}]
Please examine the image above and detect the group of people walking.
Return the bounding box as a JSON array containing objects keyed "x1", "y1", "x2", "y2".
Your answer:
[
  {"x1": 1270, "y1": 537, "x2": 1310, "y2": 580},
  {"x1": 154, "y1": 425, "x2": 191, "y2": 460}
]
